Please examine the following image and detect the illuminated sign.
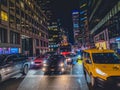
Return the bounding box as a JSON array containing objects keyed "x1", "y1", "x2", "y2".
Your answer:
[
  {"x1": 80, "y1": 10, "x2": 86, "y2": 14},
  {"x1": 72, "y1": 10, "x2": 79, "y2": 14},
  {"x1": 80, "y1": 17, "x2": 87, "y2": 21},
  {"x1": 10, "y1": 48, "x2": 19, "y2": 53},
  {"x1": 0, "y1": 48, "x2": 3, "y2": 54},
  {"x1": 73, "y1": 24, "x2": 79, "y2": 28},
  {"x1": 80, "y1": 3, "x2": 87, "y2": 8},
  {"x1": 116, "y1": 38, "x2": 120, "y2": 41}
]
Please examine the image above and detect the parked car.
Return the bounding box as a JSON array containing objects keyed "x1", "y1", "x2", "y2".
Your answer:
[
  {"x1": 30, "y1": 55, "x2": 46, "y2": 68},
  {"x1": 0, "y1": 54, "x2": 30, "y2": 82},
  {"x1": 82, "y1": 48, "x2": 120, "y2": 89},
  {"x1": 42, "y1": 54, "x2": 67, "y2": 74}
]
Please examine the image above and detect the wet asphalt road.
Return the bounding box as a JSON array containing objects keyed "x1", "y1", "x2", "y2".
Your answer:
[
  {"x1": 0, "y1": 63, "x2": 88, "y2": 90},
  {"x1": 0, "y1": 63, "x2": 120, "y2": 90}
]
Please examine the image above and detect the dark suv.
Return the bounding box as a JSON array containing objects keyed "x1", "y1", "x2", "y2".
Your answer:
[
  {"x1": 42, "y1": 54, "x2": 67, "y2": 74},
  {"x1": 0, "y1": 54, "x2": 30, "y2": 82}
]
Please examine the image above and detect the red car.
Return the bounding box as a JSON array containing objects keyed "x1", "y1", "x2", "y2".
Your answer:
[{"x1": 30, "y1": 55, "x2": 45, "y2": 68}]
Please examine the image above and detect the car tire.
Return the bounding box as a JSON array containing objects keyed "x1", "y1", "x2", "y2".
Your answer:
[{"x1": 22, "y1": 65, "x2": 29, "y2": 75}]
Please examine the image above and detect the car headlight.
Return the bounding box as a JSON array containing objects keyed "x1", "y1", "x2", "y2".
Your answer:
[
  {"x1": 43, "y1": 63, "x2": 48, "y2": 66},
  {"x1": 96, "y1": 68, "x2": 107, "y2": 76},
  {"x1": 1, "y1": 68, "x2": 6, "y2": 73},
  {"x1": 61, "y1": 68, "x2": 65, "y2": 72},
  {"x1": 59, "y1": 63, "x2": 64, "y2": 67},
  {"x1": 31, "y1": 61, "x2": 35, "y2": 65},
  {"x1": 67, "y1": 58, "x2": 71, "y2": 61},
  {"x1": 42, "y1": 68, "x2": 46, "y2": 71},
  {"x1": 43, "y1": 60, "x2": 47, "y2": 64}
]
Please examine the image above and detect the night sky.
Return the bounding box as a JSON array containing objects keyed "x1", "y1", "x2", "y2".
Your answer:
[{"x1": 52, "y1": 0, "x2": 79, "y2": 44}]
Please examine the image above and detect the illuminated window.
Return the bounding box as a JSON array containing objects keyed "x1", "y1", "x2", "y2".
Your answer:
[
  {"x1": 39, "y1": 32, "x2": 41, "y2": 36},
  {"x1": 20, "y1": 1, "x2": 24, "y2": 9},
  {"x1": 53, "y1": 35, "x2": 58, "y2": 37},
  {"x1": 1, "y1": 11, "x2": 8, "y2": 21},
  {"x1": 40, "y1": 20, "x2": 43, "y2": 24}
]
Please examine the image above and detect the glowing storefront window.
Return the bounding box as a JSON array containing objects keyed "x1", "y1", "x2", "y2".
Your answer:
[
  {"x1": 1, "y1": 11, "x2": 8, "y2": 21},
  {"x1": 10, "y1": 48, "x2": 19, "y2": 54}
]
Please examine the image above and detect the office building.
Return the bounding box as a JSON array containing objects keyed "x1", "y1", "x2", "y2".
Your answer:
[
  {"x1": 72, "y1": 10, "x2": 80, "y2": 44},
  {"x1": 0, "y1": 0, "x2": 48, "y2": 56},
  {"x1": 79, "y1": 0, "x2": 89, "y2": 48}
]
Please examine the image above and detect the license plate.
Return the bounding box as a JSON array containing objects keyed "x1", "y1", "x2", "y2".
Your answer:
[{"x1": 36, "y1": 64, "x2": 40, "y2": 66}]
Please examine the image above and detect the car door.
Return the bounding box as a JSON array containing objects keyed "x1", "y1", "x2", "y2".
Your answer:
[
  {"x1": 84, "y1": 52, "x2": 92, "y2": 74},
  {"x1": 13, "y1": 54, "x2": 24, "y2": 73},
  {"x1": 2, "y1": 55, "x2": 16, "y2": 77}
]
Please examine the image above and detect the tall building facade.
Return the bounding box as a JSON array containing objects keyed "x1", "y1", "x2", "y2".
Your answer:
[
  {"x1": 0, "y1": 0, "x2": 48, "y2": 56},
  {"x1": 38, "y1": 1, "x2": 65, "y2": 52},
  {"x1": 72, "y1": 10, "x2": 80, "y2": 44},
  {"x1": 88, "y1": 0, "x2": 120, "y2": 50},
  {"x1": 48, "y1": 21, "x2": 60, "y2": 51},
  {"x1": 72, "y1": 1, "x2": 89, "y2": 48},
  {"x1": 79, "y1": 0, "x2": 89, "y2": 49}
]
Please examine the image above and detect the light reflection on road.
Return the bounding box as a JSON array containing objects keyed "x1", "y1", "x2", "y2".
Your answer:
[{"x1": 17, "y1": 63, "x2": 89, "y2": 90}]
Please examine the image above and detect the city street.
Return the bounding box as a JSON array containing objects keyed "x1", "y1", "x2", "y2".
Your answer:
[
  {"x1": 0, "y1": 63, "x2": 89, "y2": 90},
  {"x1": 0, "y1": 0, "x2": 120, "y2": 90},
  {"x1": 1, "y1": 63, "x2": 120, "y2": 90}
]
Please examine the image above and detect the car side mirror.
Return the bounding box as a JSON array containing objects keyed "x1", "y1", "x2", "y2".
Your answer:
[{"x1": 85, "y1": 60, "x2": 92, "y2": 64}]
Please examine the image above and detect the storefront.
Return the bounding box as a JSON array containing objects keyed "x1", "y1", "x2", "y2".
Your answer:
[
  {"x1": 94, "y1": 29, "x2": 110, "y2": 49},
  {"x1": 0, "y1": 47, "x2": 20, "y2": 54}
]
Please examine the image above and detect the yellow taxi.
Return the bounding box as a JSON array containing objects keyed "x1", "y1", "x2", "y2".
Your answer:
[{"x1": 82, "y1": 48, "x2": 120, "y2": 88}]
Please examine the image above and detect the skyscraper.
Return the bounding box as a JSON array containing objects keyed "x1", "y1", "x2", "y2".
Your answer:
[
  {"x1": 79, "y1": 0, "x2": 89, "y2": 48},
  {"x1": 72, "y1": 10, "x2": 80, "y2": 44},
  {"x1": 37, "y1": 0, "x2": 65, "y2": 51}
]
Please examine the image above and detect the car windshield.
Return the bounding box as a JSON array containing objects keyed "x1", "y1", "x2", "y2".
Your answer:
[
  {"x1": 45, "y1": 52, "x2": 55, "y2": 55},
  {"x1": 0, "y1": 55, "x2": 7, "y2": 63},
  {"x1": 92, "y1": 53, "x2": 120, "y2": 64},
  {"x1": 49, "y1": 55, "x2": 64, "y2": 61},
  {"x1": 36, "y1": 55, "x2": 44, "y2": 58}
]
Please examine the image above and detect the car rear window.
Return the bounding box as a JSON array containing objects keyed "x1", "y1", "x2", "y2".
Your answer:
[{"x1": 49, "y1": 55, "x2": 64, "y2": 60}]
